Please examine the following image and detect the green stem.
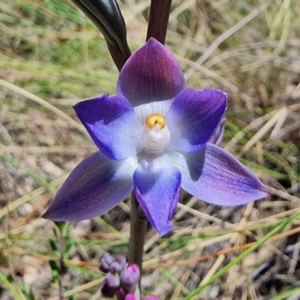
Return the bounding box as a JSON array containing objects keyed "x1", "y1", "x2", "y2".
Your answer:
[{"x1": 59, "y1": 230, "x2": 65, "y2": 300}]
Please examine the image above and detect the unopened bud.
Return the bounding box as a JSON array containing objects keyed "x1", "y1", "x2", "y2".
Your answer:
[
  {"x1": 125, "y1": 293, "x2": 137, "y2": 300},
  {"x1": 99, "y1": 252, "x2": 115, "y2": 273},
  {"x1": 101, "y1": 272, "x2": 120, "y2": 298},
  {"x1": 116, "y1": 255, "x2": 127, "y2": 270},
  {"x1": 120, "y1": 264, "x2": 140, "y2": 293}
]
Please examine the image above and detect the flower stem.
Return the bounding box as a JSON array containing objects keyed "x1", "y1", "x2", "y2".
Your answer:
[
  {"x1": 128, "y1": 192, "x2": 147, "y2": 275},
  {"x1": 106, "y1": 41, "x2": 130, "y2": 71},
  {"x1": 146, "y1": 0, "x2": 172, "y2": 45},
  {"x1": 128, "y1": 0, "x2": 172, "y2": 287}
]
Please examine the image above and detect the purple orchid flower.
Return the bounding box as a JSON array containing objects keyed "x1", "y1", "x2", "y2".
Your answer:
[{"x1": 43, "y1": 38, "x2": 268, "y2": 235}]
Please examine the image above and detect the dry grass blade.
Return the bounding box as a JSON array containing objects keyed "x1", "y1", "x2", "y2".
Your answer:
[
  {"x1": 0, "y1": 176, "x2": 67, "y2": 219},
  {"x1": 48, "y1": 278, "x2": 104, "y2": 300},
  {"x1": 0, "y1": 79, "x2": 87, "y2": 135},
  {"x1": 185, "y1": 1, "x2": 272, "y2": 80},
  {"x1": 241, "y1": 106, "x2": 289, "y2": 154},
  {"x1": 1, "y1": 0, "x2": 300, "y2": 299}
]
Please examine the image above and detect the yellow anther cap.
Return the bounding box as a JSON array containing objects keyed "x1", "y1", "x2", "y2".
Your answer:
[{"x1": 145, "y1": 114, "x2": 166, "y2": 129}]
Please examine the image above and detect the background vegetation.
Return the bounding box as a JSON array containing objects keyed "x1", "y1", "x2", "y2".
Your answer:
[{"x1": 0, "y1": 0, "x2": 300, "y2": 299}]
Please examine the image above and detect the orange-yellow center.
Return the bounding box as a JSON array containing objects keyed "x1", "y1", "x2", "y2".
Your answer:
[{"x1": 145, "y1": 113, "x2": 166, "y2": 129}]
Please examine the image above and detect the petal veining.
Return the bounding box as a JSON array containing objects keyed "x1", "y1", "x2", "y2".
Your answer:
[
  {"x1": 74, "y1": 95, "x2": 142, "y2": 160},
  {"x1": 135, "y1": 99, "x2": 172, "y2": 124},
  {"x1": 43, "y1": 152, "x2": 138, "y2": 221},
  {"x1": 167, "y1": 89, "x2": 227, "y2": 153},
  {"x1": 117, "y1": 38, "x2": 185, "y2": 106},
  {"x1": 169, "y1": 144, "x2": 268, "y2": 206},
  {"x1": 133, "y1": 154, "x2": 181, "y2": 235}
]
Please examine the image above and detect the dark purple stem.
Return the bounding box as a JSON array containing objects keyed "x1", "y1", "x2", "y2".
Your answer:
[
  {"x1": 128, "y1": 192, "x2": 147, "y2": 276},
  {"x1": 128, "y1": 0, "x2": 172, "y2": 288},
  {"x1": 146, "y1": 0, "x2": 172, "y2": 45},
  {"x1": 106, "y1": 40, "x2": 130, "y2": 71}
]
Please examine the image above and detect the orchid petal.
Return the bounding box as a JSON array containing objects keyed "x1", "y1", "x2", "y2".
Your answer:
[
  {"x1": 169, "y1": 144, "x2": 268, "y2": 206},
  {"x1": 167, "y1": 89, "x2": 227, "y2": 153},
  {"x1": 74, "y1": 95, "x2": 142, "y2": 160},
  {"x1": 117, "y1": 38, "x2": 185, "y2": 106},
  {"x1": 43, "y1": 152, "x2": 138, "y2": 221},
  {"x1": 133, "y1": 154, "x2": 181, "y2": 235},
  {"x1": 209, "y1": 117, "x2": 226, "y2": 146}
]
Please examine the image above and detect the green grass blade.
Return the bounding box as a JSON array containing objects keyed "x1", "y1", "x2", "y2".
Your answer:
[
  {"x1": 0, "y1": 270, "x2": 24, "y2": 300},
  {"x1": 183, "y1": 211, "x2": 300, "y2": 300}
]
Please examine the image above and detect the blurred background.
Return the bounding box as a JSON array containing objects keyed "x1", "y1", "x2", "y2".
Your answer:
[{"x1": 0, "y1": 0, "x2": 300, "y2": 299}]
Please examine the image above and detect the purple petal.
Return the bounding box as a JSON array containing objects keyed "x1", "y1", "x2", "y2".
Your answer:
[
  {"x1": 43, "y1": 152, "x2": 138, "y2": 221},
  {"x1": 167, "y1": 89, "x2": 227, "y2": 153},
  {"x1": 169, "y1": 144, "x2": 269, "y2": 206},
  {"x1": 120, "y1": 264, "x2": 140, "y2": 287},
  {"x1": 74, "y1": 95, "x2": 142, "y2": 161},
  {"x1": 209, "y1": 117, "x2": 226, "y2": 146},
  {"x1": 117, "y1": 38, "x2": 185, "y2": 106},
  {"x1": 133, "y1": 154, "x2": 181, "y2": 235}
]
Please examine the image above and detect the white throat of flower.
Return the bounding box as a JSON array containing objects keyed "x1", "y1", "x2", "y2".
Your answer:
[
  {"x1": 140, "y1": 113, "x2": 170, "y2": 154},
  {"x1": 134, "y1": 99, "x2": 172, "y2": 124}
]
